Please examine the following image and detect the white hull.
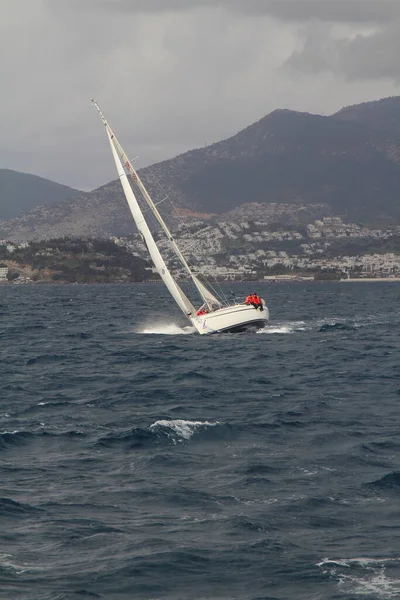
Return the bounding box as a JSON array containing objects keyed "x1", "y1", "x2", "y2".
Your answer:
[{"x1": 191, "y1": 303, "x2": 269, "y2": 335}]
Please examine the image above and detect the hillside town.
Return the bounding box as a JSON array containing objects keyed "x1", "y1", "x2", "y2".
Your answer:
[
  {"x1": 111, "y1": 216, "x2": 400, "y2": 281},
  {"x1": 1, "y1": 216, "x2": 400, "y2": 283}
]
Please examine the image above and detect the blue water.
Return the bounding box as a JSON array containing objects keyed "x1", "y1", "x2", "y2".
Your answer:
[{"x1": 1, "y1": 282, "x2": 400, "y2": 600}]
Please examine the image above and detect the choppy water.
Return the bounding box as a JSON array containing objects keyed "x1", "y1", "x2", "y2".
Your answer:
[{"x1": 1, "y1": 281, "x2": 400, "y2": 600}]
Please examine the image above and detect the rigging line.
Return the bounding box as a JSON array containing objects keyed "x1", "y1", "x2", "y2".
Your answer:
[
  {"x1": 137, "y1": 167, "x2": 200, "y2": 244},
  {"x1": 173, "y1": 234, "x2": 229, "y2": 305},
  {"x1": 175, "y1": 240, "x2": 230, "y2": 305},
  {"x1": 135, "y1": 181, "x2": 213, "y2": 307},
  {"x1": 174, "y1": 228, "x2": 231, "y2": 304},
  {"x1": 122, "y1": 172, "x2": 169, "y2": 238},
  {"x1": 141, "y1": 163, "x2": 173, "y2": 203},
  {"x1": 137, "y1": 207, "x2": 204, "y2": 307},
  {"x1": 142, "y1": 162, "x2": 199, "y2": 236},
  {"x1": 175, "y1": 235, "x2": 230, "y2": 304},
  {"x1": 123, "y1": 147, "x2": 224, "y2": 308},
  {"x1": 94, "y1": 101, "x2": 237, "y2": 311},
  {"x1": 136, "y1": 197, "x2": 170, "y2": 219},
  {"x1": 196, "y1": 274, "x2": 230, "y2": 307},
  {"x1": 177, "y1": 238, "x2": 204, "y2": 255},
  {"x1": 155, "y1": 196, "x2": 169, "y2": 207},
  {"x1": 195, "y1": 261, "x2": 231, "y2": 305}
]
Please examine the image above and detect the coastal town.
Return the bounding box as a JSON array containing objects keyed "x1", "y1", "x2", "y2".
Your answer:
[
  {"x1": 111, "y1": 215, "x2": 400, "y2": 282},
  {"x1": 1, "y1": 215, "x2": 400, "y2": 284}
]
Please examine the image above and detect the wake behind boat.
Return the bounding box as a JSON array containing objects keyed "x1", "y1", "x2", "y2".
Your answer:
[{"x1": 92, "y1": 100, "x2": 269, "y2": 334}]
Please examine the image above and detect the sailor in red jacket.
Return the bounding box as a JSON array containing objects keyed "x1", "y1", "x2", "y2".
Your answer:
[
  {"x1": 245, "y1": 293, "x2": 263, "y2": 310},
  {"x1": 252, "y1": 293, "x2": 263, "y2": 310}
]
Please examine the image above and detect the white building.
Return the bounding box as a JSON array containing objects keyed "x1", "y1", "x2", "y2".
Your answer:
[{"x1": 0, "y1": 264, "x2": 9, "y2": 279}]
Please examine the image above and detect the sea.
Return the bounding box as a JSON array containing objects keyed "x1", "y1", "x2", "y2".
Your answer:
[{"x1": 1, "y1": 281, "x2": 400, "y2": 600}]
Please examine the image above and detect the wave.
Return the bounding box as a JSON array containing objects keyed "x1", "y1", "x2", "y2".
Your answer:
[
  {"x1": 258, "y1": 314, "x2": 389, "y2": 335},
  {"x1": 258, "y1": 321, "x2": 307, "y2": 334},
  {"x1": 36, "y1": 400, "x2": 71, "y2": 407},
  {"x1": 67, "y1": 592, "x2": 104, "y2": 598},
  {"x1": 361, "y1": 440, "x2": 400, "y2": 453},
  {"x1": 319, "y1": 322, "x2": 356, "y2": 332},
  {"x1": 317, "y1": 556, "x2": 400, "y2": 598},
  {"x1": 150, "y1": 419, "x2": 218, "y2": 440},
  {"x1": 0, "y1": 497, "x2": 42, "y2": 517},
  {"x1": 97, "y1": 419, "x2": 219, "y2": 449},
  {"x1": 0, "y1": 430, "x2": 33, "y2": 449},
  {"x1": 366, "y1": 471, "x2": 400, "y2": 489},
  {"x1": 25, "y1": 353, "x2": 68, "y2": 365},
  {"x1": 96, "y1": 426, "x2": 155, "y2": 449},
  {"x1": 258, "y1": 318, "x2": 354, "y2": 334},
  {"x1": 0, "y1": 553, "x2": 29, "y2": 575},
  {"x1": 135, "y1": 311, "x2": 389, "y2": 336},
  {"x1": 137, "y1": 322, "x2": 195, "y2": 335},
  {"x1": 65, "y1": 332, "x2": 91, "y2": 339},
  {"x1": 0, "y1": 429, "x2": 86, "y2": 450}
]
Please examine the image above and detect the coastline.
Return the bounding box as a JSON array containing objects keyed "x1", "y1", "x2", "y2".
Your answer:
[
  {"x1": 341, "y1": 277, "x2": 400, "y2": 282},
  {"x1": 2, "y1": 276, "x2": 400, "y2": 285}
]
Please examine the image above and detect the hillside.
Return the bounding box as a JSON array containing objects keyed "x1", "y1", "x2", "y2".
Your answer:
[
  {"x1": 2, "y1": 96, "x2": 400, "y2": 241},
  {"x1": 0, "y1": 169, "x2": 80, "y2": 220},
  {"x1": 1, "y1": 238, "x2": 149, "y2": 283},
  {"x1": 334, "y1": 96, "x2": 400, "y2": 138}
]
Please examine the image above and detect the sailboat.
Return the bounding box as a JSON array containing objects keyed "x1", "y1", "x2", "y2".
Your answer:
[{"x1": 92, "y1": 100, "x2": 269, "y2": 334}]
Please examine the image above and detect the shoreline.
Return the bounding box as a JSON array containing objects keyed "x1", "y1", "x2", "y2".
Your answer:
[
  {"x1": 340, "y1": 277, "x2": 400, "y2": 282},
  {"x1": 2, "y1": 277, "x2": 400, "y2": 286}
]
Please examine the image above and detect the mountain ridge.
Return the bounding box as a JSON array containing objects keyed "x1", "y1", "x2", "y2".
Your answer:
[
  {"x1": 2, "y1": 95, "x2": 400, "y2": 241},
  {"x1": 0, "y1": 169, "x2": 81, "y2": 221}
]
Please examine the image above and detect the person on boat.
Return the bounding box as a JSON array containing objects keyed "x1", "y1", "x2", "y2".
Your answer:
[
  {"x1": 245, "y1": 292, "x2": 263, "y2": 310},
  {"x1": 252, "y1": 292, "x2": 263, "y2": 310},
  {"x1": 196, "y1": 308, "x2": 208, "y2": 316},
  {"x1": 245, "y1": 294, "x2": 254, "y2": 306}
]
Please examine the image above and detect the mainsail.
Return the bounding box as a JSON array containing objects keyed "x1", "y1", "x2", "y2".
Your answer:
[
  {"x1": 92, "y1": 99, "x2": 221, "y2": 312},
  {"x1": 101, "y1": 124, "x2": 196, "y2": 316}
]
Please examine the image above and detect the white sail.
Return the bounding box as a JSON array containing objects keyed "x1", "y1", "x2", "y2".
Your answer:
[
  {"x1": 192, "y1": 276, "x2": 220, "y2": 307},
  {"x1": 92, "y1": 99, "x2": 270, "y2": 335},
  {"x1": 105, "y1": 127, "x2": 195, "y2": 317},
  {"x1": 105, "y1": 128, "x2": 221, "y2": 309}
]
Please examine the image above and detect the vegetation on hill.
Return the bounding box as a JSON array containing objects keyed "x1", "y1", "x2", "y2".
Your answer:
[
  {"x1": 323, "y1": 236, "x2": 400, "y2": 258},
  {"x1": 0, "y1": 169, "x2": 80, "y2": 220},
  {"x1": 1, "y1": 238, "x2": 149, "y2": 283}
]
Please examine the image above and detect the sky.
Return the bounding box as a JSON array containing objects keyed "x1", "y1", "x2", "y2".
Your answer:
[{"x1": 1, "y1": 0, "x2": 400, "y2": 191}]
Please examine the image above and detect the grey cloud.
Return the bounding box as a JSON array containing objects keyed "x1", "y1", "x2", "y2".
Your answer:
[
  {"x1": 90, "y1": 0, "x2": 400, "y2": 23},
  {"x1": 2, "y1": 0, "x2": 400, "y2": 190},
  {"x1": 286, "y1": 25, "x2": 400, "y2": 82},
  {"x1": 252, "y1": 0, "x2": 400, "y2": 24}
]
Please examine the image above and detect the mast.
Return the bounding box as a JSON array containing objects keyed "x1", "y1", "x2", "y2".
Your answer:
[
  {"x1": 92, "y1": 100, "x2": 196, "y2": 318},
  {"x1": 91, "y1": 99, "x2": 220, "y2": 311}
]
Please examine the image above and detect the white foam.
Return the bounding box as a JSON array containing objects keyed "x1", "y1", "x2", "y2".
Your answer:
[
  {"x1": 258, "y1": 321, "x2": 307, "y2": 334},
  {"x1": 138, "y1": 323, "x2": 195, "y2": 335},
  {"x1": 0, "y1": 554, "x2": 27, "y2": 574},
  {"x1": 150, "y1": 419, "x2": 218, "y2": 440},
  {"x1": 318, "y1": 557, "x2": 400, "y2": 569},
  {"x1": 317, "y1": 557, "x2": 400, "y2": 598}
]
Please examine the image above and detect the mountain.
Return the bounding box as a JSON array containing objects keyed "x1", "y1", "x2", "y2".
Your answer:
[
  {"x1": 0, "y1": 169, "x2": 80, "y2": 220},
  {"x1": 2, "y1": 96, "x2": 400, "y2": 242},
  {"x1": 334, "y1": 96, "x2": 400, "y2": 137}
]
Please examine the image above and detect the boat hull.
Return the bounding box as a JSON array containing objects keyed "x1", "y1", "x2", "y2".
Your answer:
[{"x1": 191, "y1": 303, "x2": 269, "y2": 335}]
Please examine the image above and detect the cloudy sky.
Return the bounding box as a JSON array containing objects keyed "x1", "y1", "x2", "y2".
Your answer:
[{"x1": 1, "y1": 0, "x2": 400, "y2": 191}]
